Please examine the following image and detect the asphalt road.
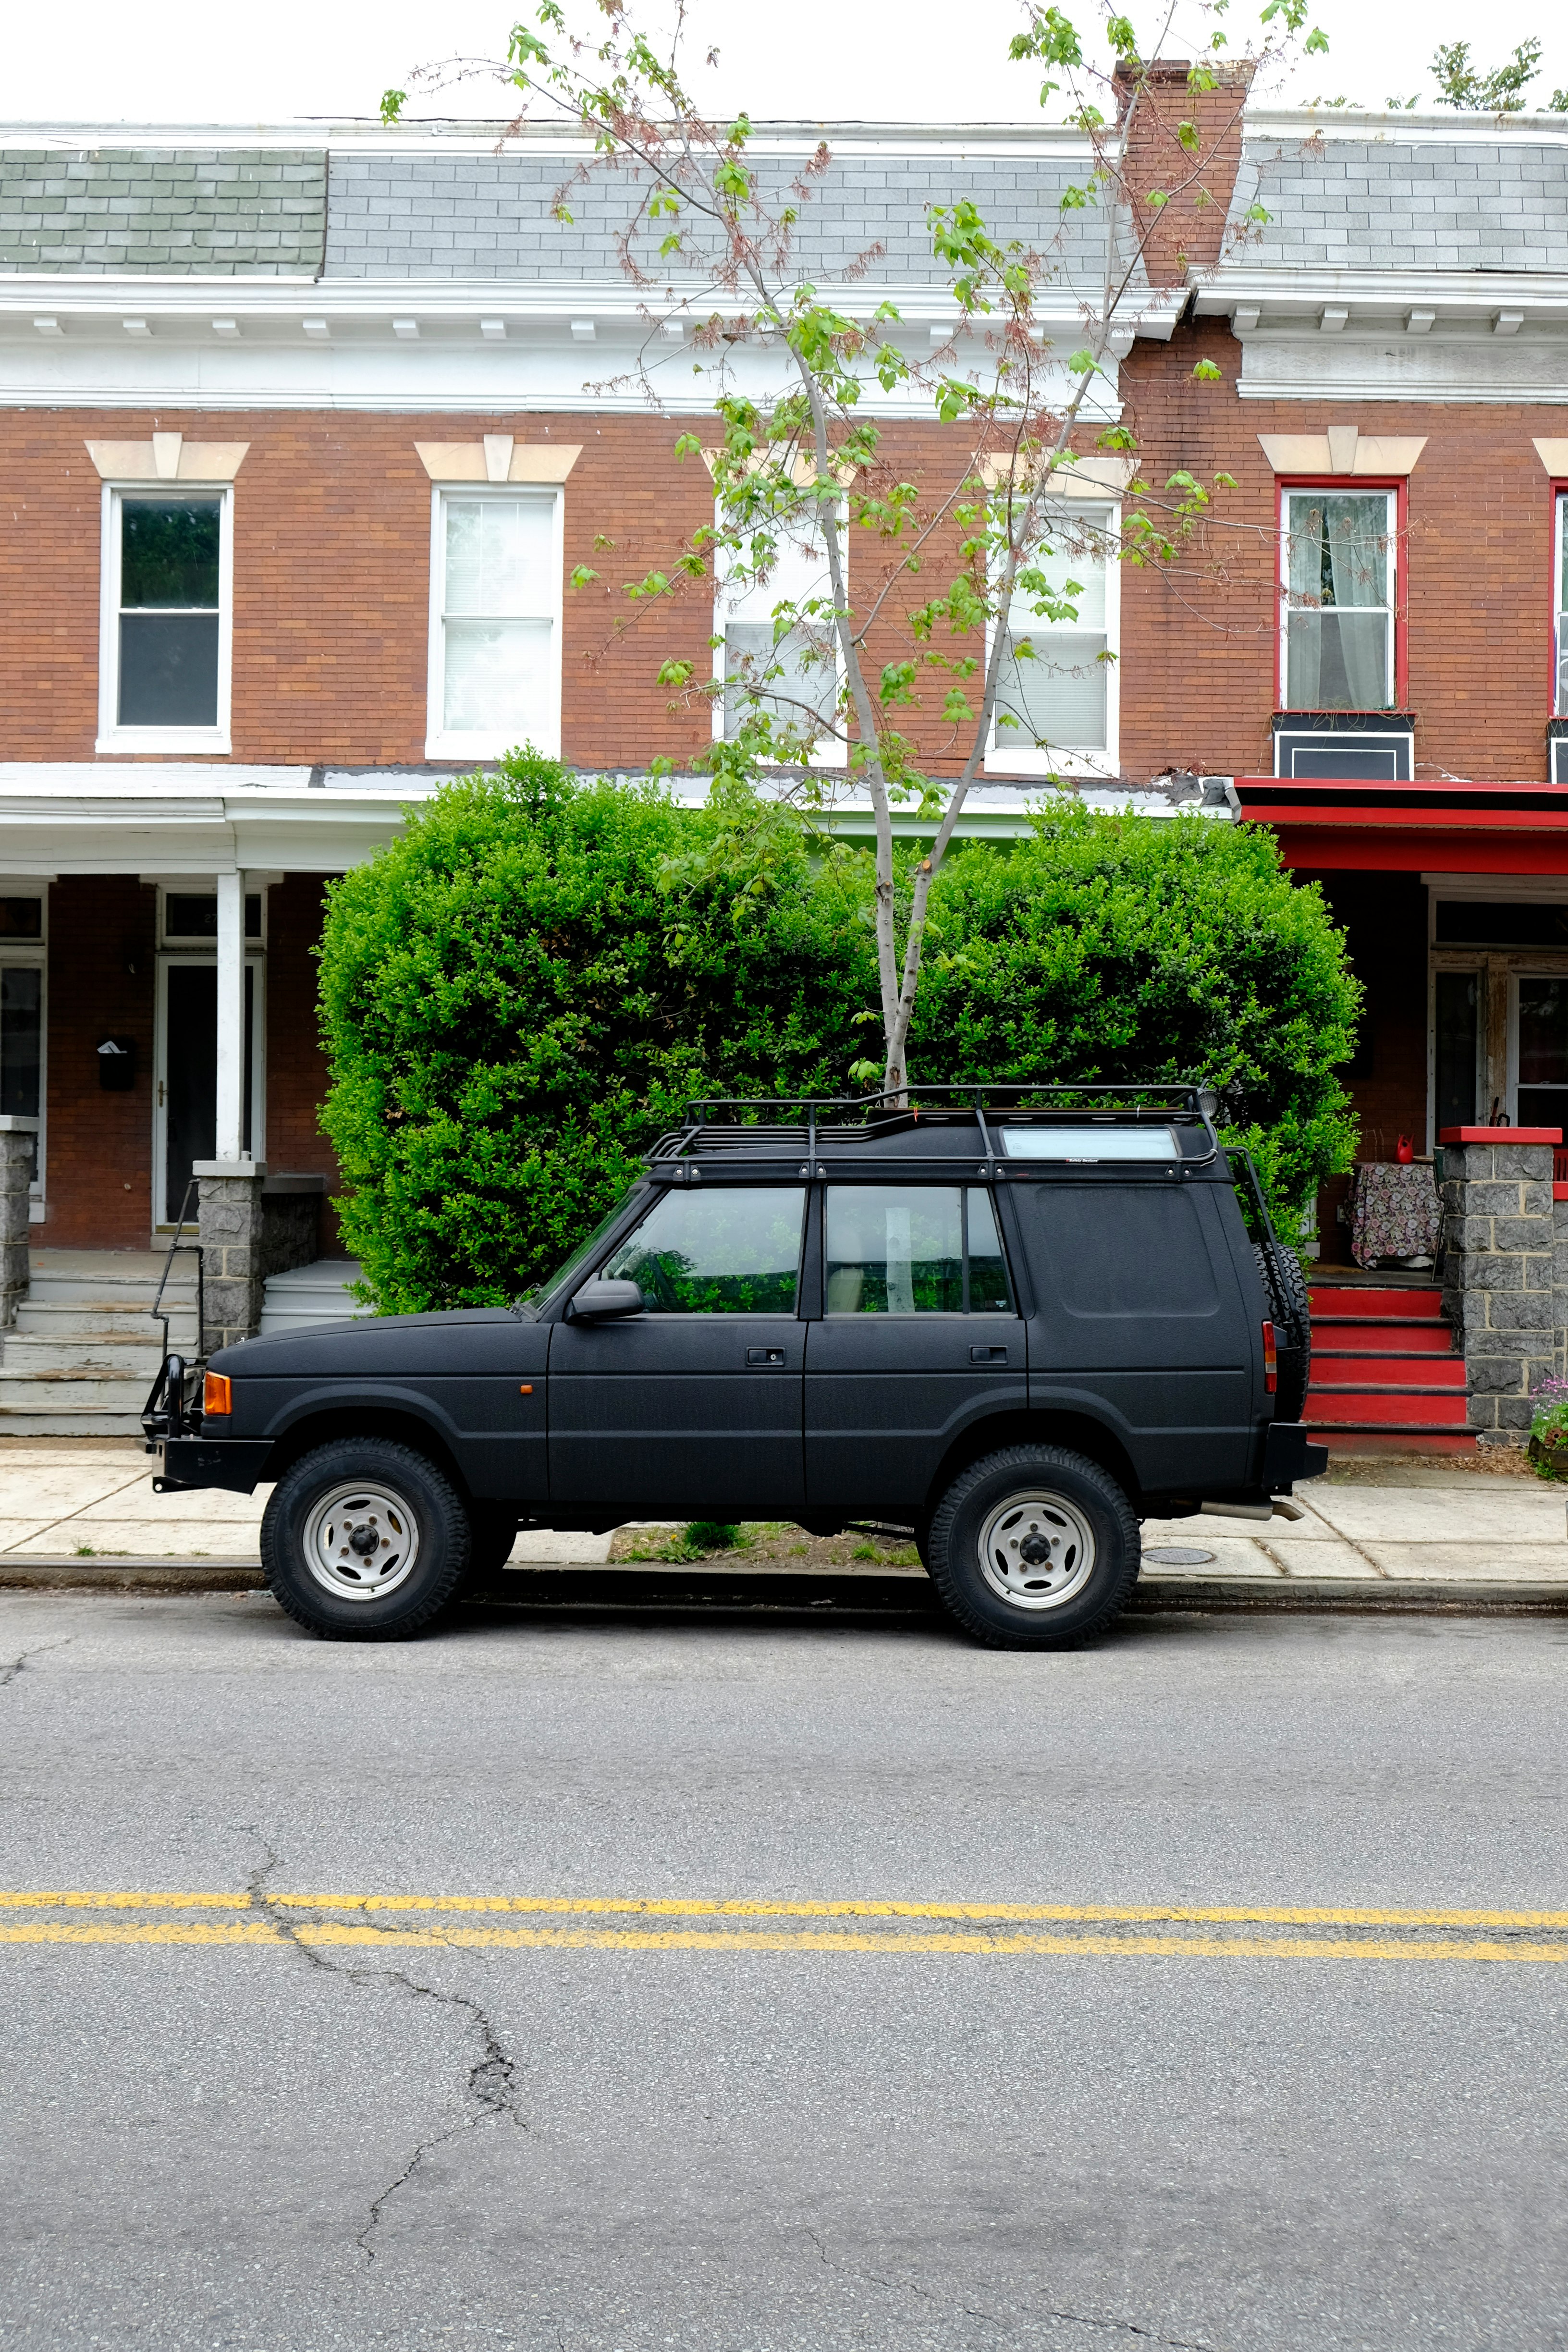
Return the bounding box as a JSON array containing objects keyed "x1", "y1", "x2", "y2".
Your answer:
[{"x1": 2, "y1": 1587, "x2": 1567, "y2": 2352}]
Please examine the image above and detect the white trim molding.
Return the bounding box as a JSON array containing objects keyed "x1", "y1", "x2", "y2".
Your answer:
[
  {"x1": 1258, "y1": 431, "x2": 1426, "y2": 477},
  {"x1": 85, "y1": 434, "x2": 248, "y2": 483}
]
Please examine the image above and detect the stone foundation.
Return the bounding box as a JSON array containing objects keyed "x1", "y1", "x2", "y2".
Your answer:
[
  {"x1": 195, "y1": 1164, "x2": 323, "y2": 1355},
  {"x1": 0, "y1": 1117, "x2": 38, "y2": 1328},
  {"x1": 1439, "y1": 1129, "x2": 1559, "y2": 1446}
]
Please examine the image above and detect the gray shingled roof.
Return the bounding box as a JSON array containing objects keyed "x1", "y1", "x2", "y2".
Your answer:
[
  {"x1": 0, "y1": 149, "x2": 326, "y2": 274},
  {"x1": 323, "y1": 149, "x2": 1107, "y2": 286},
  {"x1": 1228, "y1": 135, "x2": 1568, "y2": 273}
]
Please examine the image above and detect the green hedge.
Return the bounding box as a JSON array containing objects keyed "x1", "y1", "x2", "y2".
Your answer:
[
  {"x1": 318, "y1": 763, "x2": 1360, "y2": 1309},
  {"x1": 910, "y1": 800, "x2": 1360, "y2": 1230},
  {"x1": 317, "y1": 755, "x2": 873, "y2": 1311}
]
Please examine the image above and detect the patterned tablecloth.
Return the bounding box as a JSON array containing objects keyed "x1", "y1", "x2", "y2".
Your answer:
[{"x1": 1349, "y1": 1160, "x2": 1442, "y2": 1269}]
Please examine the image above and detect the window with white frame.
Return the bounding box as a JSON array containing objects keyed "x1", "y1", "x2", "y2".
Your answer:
[
  {"x1": 985, "y1": 502, "x2": 1119, "y2": 773},
  {"x1": 427, "y1": 490, "x2": 563, "y2": 759},
  {"x1": 1281, "y1": 488, "x2": 1395, "y2": 711},
  {"x1": 98, "y1": 489, "x2": 232, "y2": 751},
  {"x1": 714, "y1": 511, "x2": 843, "y2": 759}
]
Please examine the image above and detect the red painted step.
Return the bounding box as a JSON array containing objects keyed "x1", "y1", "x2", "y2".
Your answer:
[
  {"x1": 1310, "y1": 1353, "x2": 1466, "y2": 1387},
  {"x1": 1303, "y1": 1282, "x2": 1471, "y2": 1451},
  {"x1": 1307, "y1": 1390, "x2": 1469, "y2": 1425}
]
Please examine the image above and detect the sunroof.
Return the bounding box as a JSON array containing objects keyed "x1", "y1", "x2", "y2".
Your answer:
[{"x1": 1001, "y1": 1126, "x2": 1178, "y2": 1161}]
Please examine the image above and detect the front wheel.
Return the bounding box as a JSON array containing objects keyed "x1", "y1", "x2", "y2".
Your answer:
[
  {"x1": 260, "y1": 1439, "x2": 469, "y2": 1641},
  {"x1": 925, "y1": 1446, "x2": 1139, "y2": 1649}
]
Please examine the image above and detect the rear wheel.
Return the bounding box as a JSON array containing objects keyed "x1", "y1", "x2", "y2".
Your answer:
[
  {"x1": 260, "y1": 1439, "x2": 468, "y2": 1641},
  {"x1": 925, "y1": 1446, "x2": 1139, "y2": 1649}
]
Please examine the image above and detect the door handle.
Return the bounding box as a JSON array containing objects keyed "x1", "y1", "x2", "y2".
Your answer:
[
  {"x1": 970, "y1": 1345, "x2": 1007, "y2": 1362},
  {"x1": 747, "y1": 1347, "x2": 786, "y2": 1367}
]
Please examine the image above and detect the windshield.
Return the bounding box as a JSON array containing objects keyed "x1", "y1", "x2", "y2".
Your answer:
[{"x1": 512, "y1": 1188, "x2": 646, "y2": 1316}]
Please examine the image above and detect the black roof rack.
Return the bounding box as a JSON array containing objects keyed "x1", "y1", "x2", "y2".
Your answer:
[{"x1": 643, "y1": 1083, "x2": 1225, "y2": 1182}]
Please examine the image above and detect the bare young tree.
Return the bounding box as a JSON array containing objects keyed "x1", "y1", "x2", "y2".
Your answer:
[{"x1": 385, "y1": 0, "x2": 1326, "y2": 1095}]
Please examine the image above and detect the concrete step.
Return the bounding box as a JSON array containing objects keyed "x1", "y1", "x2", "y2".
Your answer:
[
  {"x1": 1307, "y1": 1391, "x2": 1470, "y2": 1426},
  {"x1": 0, "y1": 1407, "x2": 150, "y2": 1436},
  {"x1": 0, "y1": 1374, "x2": 155, "y2": 1412},
  {"x1": 26, "y1": 1277, "x2": 197, "y2": 1310},
  {"x1": 1310, "y1": 1324, "x2": 1456, "y2": 1353},
  {"x1": 259, "y1": 1259, "x2": 367, "y2": 1336},
  {"x1": 0, "y1": 1334, "x2": 169, "y2": 1376},
  {"x1": 12, "y1": 1302, "x2": 199, "y2": 1344},
  {"x1": 1310, "y1": 1286, "x2": 1446, "y2": 1319}
]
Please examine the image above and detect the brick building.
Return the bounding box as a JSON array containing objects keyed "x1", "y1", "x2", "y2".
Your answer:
[{"x1": 0, "y1": 102, "x2": 1566, "y2": 1417}]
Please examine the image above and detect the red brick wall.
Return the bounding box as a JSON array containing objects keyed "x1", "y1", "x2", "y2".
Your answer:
[
  {"x1": 43, "y1": 876, "x2": 157, "y2": 1248},
  {"x1": 1118, "y1": 317, "x2": 1561, "y2": 782}
]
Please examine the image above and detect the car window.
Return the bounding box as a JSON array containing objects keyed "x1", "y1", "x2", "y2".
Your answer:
[
  {"x1": 824, "y1": 1186, "x2": 1013, "y2": 1314},
  {"x1": 602, "y1": 1186, "x2": 805, "y2": 1314}
]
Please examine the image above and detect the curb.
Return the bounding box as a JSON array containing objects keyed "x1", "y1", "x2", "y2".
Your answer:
[{"x1": 3, "y1": 1559, "x2": 1566, "y2": 1616}]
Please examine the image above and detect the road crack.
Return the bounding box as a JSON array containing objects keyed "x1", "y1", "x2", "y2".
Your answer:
[
  {"x1": 0, "y1": 1636, "x2": 73, "y2": 1688},
  {"x1": 241, "y1": 1832, "x2": 527, "y2": 2261}
]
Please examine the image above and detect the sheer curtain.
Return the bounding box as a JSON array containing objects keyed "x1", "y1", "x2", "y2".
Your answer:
[{"x1": 1286, "y1": 493, "x2": 1391, "y2": 710}]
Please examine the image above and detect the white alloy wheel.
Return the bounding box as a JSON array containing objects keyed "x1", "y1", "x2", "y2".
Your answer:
[
  {"x1": 301, "y1": 1480, "x2": 422, "y2": 1602},
  {"x1": 975, "y1": 1490, "x2": 1098, "y2": 1611}
]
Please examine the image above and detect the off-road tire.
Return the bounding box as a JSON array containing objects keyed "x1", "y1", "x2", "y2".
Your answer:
[
  {"x1": 1253, "y1": 1239, "x2": 1312, "y2": 1424},
  {"x1": 260, "y1": 1438, "x2": 469, "y2": 1641},
  {"x1": 926, "y1": 1446, "x2": 1139, "y2": 1650}
]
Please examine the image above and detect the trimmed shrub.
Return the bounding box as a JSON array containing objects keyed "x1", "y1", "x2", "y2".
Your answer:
[
  {"x1": 318, "y1": 755, "x2": 873, "y2": 1311},
  {"x1": 913, "y1": 801, "x2": 1360, "y2": 1231}
]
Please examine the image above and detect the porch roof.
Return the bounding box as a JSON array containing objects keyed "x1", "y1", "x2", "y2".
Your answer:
[{"x1": 1233, "y1": 776, "x2": 1568, "y2": 874}]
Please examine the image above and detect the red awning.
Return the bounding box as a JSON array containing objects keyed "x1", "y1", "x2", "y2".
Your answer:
[{"x1": 1233, "y1": 777, "x2": 1568, "y2": 873}]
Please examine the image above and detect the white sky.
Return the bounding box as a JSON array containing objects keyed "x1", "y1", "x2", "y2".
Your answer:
[{"x1": 4, "y1": 0, "x2": 1566, "y2": 126}]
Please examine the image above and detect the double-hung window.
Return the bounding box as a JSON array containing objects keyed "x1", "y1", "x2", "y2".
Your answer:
[
  {"x1": 98, "y1": 488, "x2": 232, "y2": 752},
  {"x1": 426, "y1": 490, "x2": 563, "y2": 760},
  {"x1": 714, "y1": 511, "x2": 843, "y2": 761},
  {"x1": 1281, "y1": 488, "x2": 1396, "y2": 710},
  {"x1": 985, "y1": 501, "x2": 1119, "y2": 775}
]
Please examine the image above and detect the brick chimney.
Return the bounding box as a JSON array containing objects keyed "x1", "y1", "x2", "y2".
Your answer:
[{"x1": 1113, "y1": 56, "x2": 1254, "y2": 287}]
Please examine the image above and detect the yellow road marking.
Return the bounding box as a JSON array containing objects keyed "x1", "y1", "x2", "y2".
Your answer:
[
  {"x1": 0, "y1": 1920, "x2": 1564, "y2": 1962},
  {"x1": 4, "y1": 1890, "x2": 1568, "y2": 1931}
]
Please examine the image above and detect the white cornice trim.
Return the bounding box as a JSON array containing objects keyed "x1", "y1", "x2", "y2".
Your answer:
[
  {"x1": 0, "y1": 117, "x2": 1099, "y2": 157},
  {"x1": 1198, "y1": 273, "x2": 1568, "y2": 326},
  {"x1": 1243, "y1": 107, "x2": 1568, "y2": 145}
]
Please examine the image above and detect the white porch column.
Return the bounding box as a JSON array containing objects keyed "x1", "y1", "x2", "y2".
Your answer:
[{"x1": 214, "y1": 870, "x2": 246, "y2": 1166}]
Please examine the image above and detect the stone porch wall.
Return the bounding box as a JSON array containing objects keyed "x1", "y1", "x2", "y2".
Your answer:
[{"x1": 1439, "y1": 1132, "x2": 1559, "y2": 1446}]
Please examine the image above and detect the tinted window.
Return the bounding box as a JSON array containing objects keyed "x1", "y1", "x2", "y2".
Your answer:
[
  {"x1": 604, "y1": 1187, "x2": 804, "y2": 1314},
  {"x1": 1025, "y1": 1188, "x2": 1219, "y2": 1319},
  {"x1": 825, "y1": 1186, "x2": 1012, "y2": 1314}
]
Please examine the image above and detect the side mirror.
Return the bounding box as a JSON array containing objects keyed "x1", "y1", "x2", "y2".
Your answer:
[{"x1": 568, "y1": 1278, "x2": 646, "y2": 1323}]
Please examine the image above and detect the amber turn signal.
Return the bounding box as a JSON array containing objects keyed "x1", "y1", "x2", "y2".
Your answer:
[
  {"x1": 203, "y1": 1371, "x2": 232, "y2": 1417},
  {"x1": 1261, "y1": 1321, "x2": 1277, "y2": 1395}
]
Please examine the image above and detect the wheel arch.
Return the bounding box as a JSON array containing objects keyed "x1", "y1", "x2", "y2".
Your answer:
[
  {"x1": 924, "y1": 1408, "x2": 1140, "y2": 1519},
  {"x1": 260, "y1": 1406, "x2": 470, "y2": 1500}
]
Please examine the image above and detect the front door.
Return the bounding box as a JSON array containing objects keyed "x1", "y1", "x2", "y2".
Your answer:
[
  {"x1": 548, "y1": 1183, "x2": 807, "y2": 1518},
  {"x1": 158, "y1": 960, "x2": 256, "y2": 1224},
  {"x1": 1511, "y1": 973, "x2": 1568, "y2": 1134},
  {"x1": 804, "y1": 1183, "x2": 1027, "y2": 1520}
]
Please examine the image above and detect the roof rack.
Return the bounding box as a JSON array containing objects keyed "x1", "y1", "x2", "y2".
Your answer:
[{"x1": 644, "y1": 1083, "x2": 1225, "y2": 1181}]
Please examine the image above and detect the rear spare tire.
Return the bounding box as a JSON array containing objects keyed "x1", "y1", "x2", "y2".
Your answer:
[
  {"x1": 260, "y1": 1438, "x2": 468, "y2": 1641},
  {"x1": 1253, "y1": 1239, "x2": 1311, "y2": 1424},
  {"x1": 925, "y1": 1446, "x2": 1139, "y2": 1650}
]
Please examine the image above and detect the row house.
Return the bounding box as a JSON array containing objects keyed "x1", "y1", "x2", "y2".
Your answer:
[{"x1": 0, "y1": 96, "x2": 1564, "y2": 1437}]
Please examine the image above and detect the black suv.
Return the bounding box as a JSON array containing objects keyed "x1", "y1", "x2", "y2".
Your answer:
[{"x1": 146, "y1": 1088, "x2": 1323, "y2": 1649}]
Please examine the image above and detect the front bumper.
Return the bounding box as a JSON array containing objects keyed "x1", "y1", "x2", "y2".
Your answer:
[
  {"x1": 1262, "y1": 1420, "x2": 1330, "y2": 1491},
  {"x1": 155, "y1": 1436, "x2": 274, "y2": 1495}
]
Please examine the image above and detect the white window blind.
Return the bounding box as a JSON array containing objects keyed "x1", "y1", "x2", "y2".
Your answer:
[
  {"x1": 430, "y1": 492, "x2": 561, "y2": 754},
  {"x1": 986, "y1": 503, "x2": 1118, "y2": 772}
]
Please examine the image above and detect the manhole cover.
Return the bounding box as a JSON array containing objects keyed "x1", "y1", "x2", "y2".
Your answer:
[{"x1": 1142, "y1": 1545, "x2": 1217, "y2": 1567}]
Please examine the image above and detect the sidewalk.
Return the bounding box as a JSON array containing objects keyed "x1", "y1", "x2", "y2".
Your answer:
[{"x1": 0, "y1": 1445, "x2": 1561, "y2": 1606}]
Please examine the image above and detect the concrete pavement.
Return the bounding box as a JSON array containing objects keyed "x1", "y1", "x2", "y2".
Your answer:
[{"x1": 2, "y1": 1593, "x2": 1567, "y2": 2349}]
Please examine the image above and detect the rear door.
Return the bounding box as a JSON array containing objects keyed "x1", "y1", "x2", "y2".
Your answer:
[
  {"x1": 548, "y1": 1183, "x2": 807, "y2": 1519},
  {"x1": 804, "y1": 1183, "x2": 1027, "y2": 1520},
  {"x1": 1015, "y1": 1178, "x2": 1253, "y2": 1490}
]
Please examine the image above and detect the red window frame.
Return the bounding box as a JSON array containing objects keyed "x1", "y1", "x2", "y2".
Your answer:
[
  {"x1": 1275, "y1": 477, "x2": 1409, "y2": 712},
  {"x1": 1551, "y1": 482, "x2": 1568, "y2": 719}
]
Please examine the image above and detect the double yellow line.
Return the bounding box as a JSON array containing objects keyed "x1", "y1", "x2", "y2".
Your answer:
[{"x1": 1, "y1": 1889, "x2": 1566, "y2": 1962}]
